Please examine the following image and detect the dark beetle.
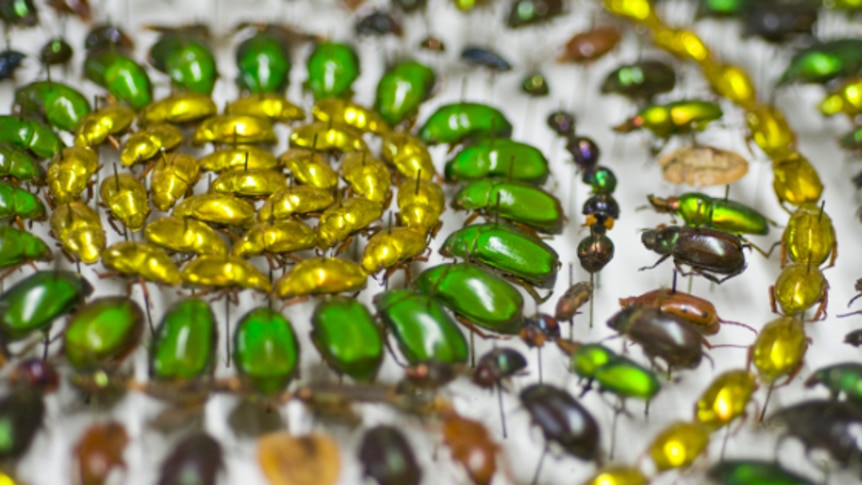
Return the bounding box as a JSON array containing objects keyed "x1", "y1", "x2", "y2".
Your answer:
[
  {"x1": 641, "y1": 225, "x2": 746, "y2": 284},
  {"x1": 40, "y1": 37, "x2": 73, "y2": 66},
  {"x1": 555, "y1": 281, "x2": 592, "y2": 322},
  {"x1": 10, "y1": 358, "x2": 59, "y2": 393},
  {"x1": 769, "y1": 399, "x2": 862, "y2": 475},
  {"x1": 461, "y1": 46, "x2": 512, "y2": 72},
  {"x1": 0, "y1": 0, "x2": 38, "y2": 26},
  {"x1": 583, "y1": 193, "x2": 620, "y2": 229},
  {"x1": 85, "y1": 24, "x2": 134, "y2": 51},
  {"x1": 0, "y1": 50, "x2": 25, "y2": 80},
  {"x1": 520, "y1": 384, "x2": 600, "y2": 460},
  {"x1": 845, "y1": 329, "x2": 862, "y2": 347},
  {"x1": 391, "y1": 0, "x2": 426, "y2": 12},
  {"x1": 520, "y1": 313, "x2": 561, "y2": 348},
  {"x1": 355, "y1": 10, "x2": 402, "y2": 37},
  {"x1": 157, "y1": 433, "x2": 224, "y2": 485},
  {"x1": 507, "y1": 0, "x2": 565, "y2": 28},
  {"x1": 359, "y1": 425, "x2": 422, "y2": 485},
  {"x1": 547, "y1": 110, "x2": 575, "y2": 136},
  {"x1": 566, "y1": 136, "x2": 600, "y2": 172},
  {"x1": 0, "y1": 389, "x2": 45, "y2": 460},
  {"x1": 742, "y1": 3, "x2": 817, "y2": 43},
  {"x1": 607, "y1": 306, "x2": 703, "y2": 369},
  {"x1": 600, "y1": 59, "x2": 676, "y2": 101},
  {"x1": 473, "y1": 347, "x2": 527, "y2": 388},
  {"x1": 577, "y1": 231, "x2": 614, "y2": 273}
]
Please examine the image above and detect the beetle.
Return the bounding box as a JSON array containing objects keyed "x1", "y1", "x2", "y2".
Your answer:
[
  {"x1": 640, "y1": 225, "x2": 746, "y2": 284},
  {"x1": 607, "y1": 306, "x2": 704, "y2": 371}
]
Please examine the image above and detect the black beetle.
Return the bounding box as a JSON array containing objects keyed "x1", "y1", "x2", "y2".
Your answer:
[
  {"x1": 359, "y1": 426, "x2": 422, "y2": 485},
  {"x1": 156, "y1": 433, "x2": 224, "y2": 485},
  {"x1": 607, "y1": 305, "x2": 704, "y2": 370},
  {"x1": 520, "y1": 384, "x2": 600, "y2": 461},
  {"x1": 641, "y1": 225, "x2": 746, "y2": 284},
  {"x1": 0, "y1": 50, "x2": 25, "y2": 80}
]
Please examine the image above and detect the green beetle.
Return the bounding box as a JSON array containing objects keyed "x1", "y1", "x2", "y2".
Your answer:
[
  {"x1": 696, "y1": 0, "x2": 749, "y2": 18},
  {"x1": 440, "y1": 223, "x2": 559, "y2": 300},
  {"x1": 647, "y1": 192, "x2": 771, "y2": 235},
  {"x1": 305, "y1": 41, "x2": 360, "y2": 101},
  {"x1": 374, "y1": 289, "x2": 469, "y2": 365},
  {"x1": 571, "y1": 343, "x2": 660, "y2": 400},
  {"x1": 236, "y1": 28, "x2": 291, "y2": 94},
  {"x1": 0, "y1": 181, "x2": 45, "y2": 223},
  {"x1": 0, "y1": 115, "x2": 64, "y2": 159},
  {"x1": 14, "y1": 81, "x2": 91, "y2": 132},
  {"x1": 417, "y1": 102, "x2": 513, "y2": 145},
  {"x1": 233, "y1": 307, "x2": 300, "y2": 396},
  {"x1": 64, "y1": 296, "x2": 144, "y2": 371},
  {"x1": 0, "y1": 226, "x2": 52, "y2": 272},
  {"x1": 707, "y1": 460, "x2": 814, "y2": 485},
  {"x1": 452, "y1": 179, "x2": 564, "y2": 234},
  {"x1": 445, "y1": 138, "x2": 549, "y2": 184},
  {"x1": 570, "y1": 343, "x2": 616, "y2": 379},
  {"x1": 613, "y1": 99, "x2": 723, "y2": 140},
  {"x1": 0, "y1": 0, "x2": 38, "y2": 27},
  {"x1": 311, "y1": 297, "x2": 384, "y2": 382},
  {"x1": 84, "y1": 49, "x2": 153, "y2": 110},
  {"x1": 0, "y1": 270, "x2": 92, "y2": 340},
  {"x1": 779, "y1": 38, "x2": 862, "y2": 86},
  {"x1": 374, "y1": 60, "x2": 436, "y2": 126},
  {"x1": 150, "y1": 32, "x2": 218, "y2": 94},
  {"x1": 414, "y1": 263, "x2": 524, "y2": 335},
  {"x1": 0, "y1": 143, "x2": 43, "y2": 183},
  {"x1": 150, "y1": 298, "x2": 217, "y2": 382},
  {"x1": 600, "y1": 59, "x2": 676, "y2": 102},
  {"x1": 804, "y1": 362, "x2": 862, "y2": 403}
]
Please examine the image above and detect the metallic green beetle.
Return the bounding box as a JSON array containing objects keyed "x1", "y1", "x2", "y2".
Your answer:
[
  {"x1": 149, "y1": 32, "x2": 218, "y2": 94},
  {"x1": 779, "y1": 38, "x2": 862, "y2": 86},
  {"x1": 452, "y1": 179, "x2": 564, "y2": 234},
  {"x1": 414, "y1": 263, "x2": 524, "y2": 335},
  {"x1": 64, "y1": 296, "x2": 144, "y2": 371},
  {"x1": 311, "y1": 297, "x2": 384, "y2": 382},
  {"x1": 417, "y1": 102, "x2": 513, "y2": 145},
  {"x1": 647, "y1": 192, "x2": 770, "y2": 235},
  {"x1": 0, "y1": 181, "x2": 45, "y2": 223},
  {"x1": 374, "y1": 289, "x2": 469, "y2": 365},
  {"x1": 150, "y1": 298, "x2": 217, "y2": 381},
  {"x1": 0, "y1": 115, "x2": 64, "y2": 159},
  {"x1": 613, "y1": 99, "x2": 723, "y2": 140},
  {"x1": 571, "y1": 343, "x2": 660, "y2": 401},
  {"x1": 600, "y1": 59, "x2": 676, "y2": 101},
  {"x1": 234, "y1": 307, "x2": 300, "y2": 396},
  {"x1": 236, "y1": 28, "x2": 291, "y2": 94},
  {"x1": 440, "y1": 222, "x2": 559, "y2": 296},
  {"x1": 0, "y1": 226, "x2": 52, "y2": 271},
  {"x1": 445, "y1": 138, "x2": 549, "y2": 184},
  {"x1": 14, "y1": 81, "x2": 91, "y2": 132},
  {"x1": 84, "y1": 49, "x2": 153, "y2": 109},
  {"x1": 305, "y1": 41, "x2": 360, "y2": 101},
  {"x1": 707, "y1": 460, "x2": 814, "y2": 485},
  {"x1": 374, "y1": 60, "x2": 436, "y2": 126},
  {"x1": 0, "y1": 270, "x2": 92, "y2": 340},
  {"x1": 804, "y1": 362, "x2": 862, "y2": 403},
  {"x1": 0, "y1": 143, "x2": 42, "y2": 182}
]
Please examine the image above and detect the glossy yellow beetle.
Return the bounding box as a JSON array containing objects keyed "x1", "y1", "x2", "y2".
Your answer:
[
  {"x1": 47, "y1": 146, "x2": 99, "y2": 204},
  {"x1": 341, "y1": 151, "x2": 391, "y2": 204},
  {"x1": 361, "y1": 227, "x2": 428, "y2": 277},
  {"x1": 312, "y1": 99, "x2": 390, "y2": 135},
  {"x1": 74, "y1": 104, "x2": 136, "y2": 148},
  {"x1": 781, "y1": 203, "x2": 836, "y2": 268},
  {"x1": 99, "y1": 171, "x2": 150, "y2": 232},
  {"x1": 225, "y1": 94, "x2": 305, "y2": 123},
  {"x1": 579, "y1": 466, "x2": 649, "y2": 485},
  {"x1": 173, "y1": 193, "x2": 256, "y2": 227},
  {"x1": 272, "y1": 257, "x2": 366, "y2": 299},
  {"x1": 289, "y1": 122, "x2": 367, "y2": 153},
  {"x1": 317, "y1": 197, "x2": 383, "y2": 250},
  {"x1": 144, "y1": 215, "x2": 228, "y2": 256},
  {"x1": 819, "y1": 76, "x2": 862, "y2": 120},
  {"x1": 50, "y1": 200, "x2": 106, "y2": 264},
  {"x1": 650, "y1": 26, "x2": 710, "y2": 63},
  {"x1": 120, "y1": 123, "x2": 184, "y2": 167},
  {"x1": 101, "y1": 241, "x2": 183, "y2": 287},
  {"x1": 647, "y1": 421, "x2": 710, "y2": 471},
  {"x1": 150, "y1": 152, "x2": 200, "y2": 212},
  {"x1": 182, "y1": 255, "x2": 272, "y2": 293},
  {"x1": 602, "y1": 0, "x2": 661, "y2": 27},
  {"x1": 744, "y1": 104, "x2": 796, "y2": 159},
  {"x1": 198, "y1": 146, "x2": 279, "y2": 172},
  {"x1": 694, "y1": 369, "x2": 757, "y2": 431},
  {"x1": 210, "y1": 168, "x2": 287, "y2": 198},
  {"x1": 701, "y1": 60, "x2": 757, "y2": 110},
  {"x1": 139, "y1": 92, "x2": 217, "y2": 126},
  {"x1": 771, "y1": 150, "x2": 823, "y2": 208},
  {"x1": 749, "y1": 316, "x2": 807, "y2": 384},
  {"x1": 258, "y1": 185, "x2": 336, "y2": 222},
  {"x1": 232, "y1": 220, "x2": 318, "y2": 261},
  {"x1": 397, "y1": 178, "x2": 445, "y2": 236},
  {"x1": 278, "y1": 148, "x2": 339, "y2": 190},
  {"x1": 770, "y1": 263, "x2": 828, "y2": 320},
  {"x1": 193, "y1": 115, "x2": 277, "y2": 146},
  {"x1": 380, "y1": 131, "x2": 436, "y2": 180}
]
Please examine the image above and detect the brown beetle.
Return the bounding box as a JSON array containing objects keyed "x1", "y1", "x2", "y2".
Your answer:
[
  {"x1": 557, "y1": 26, "x2": 621, "y2": 63},
  {"x1": 74, "y1": 421, "x2": 129, "y2": 485}
]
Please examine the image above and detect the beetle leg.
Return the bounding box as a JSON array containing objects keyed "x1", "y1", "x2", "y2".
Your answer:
[
  {"x1": 107, "y1": 135, "x2": 121, "y2": 151},
  {"x1": 462, "y1": 211, "x2": 479, "y2": 226},
  {"x1": 638, "y1": 254, "x2": 671, "y2": 272},
  {"x1": 811, "y1": 290, "x2": 828, "y2": 322},
  {"x1": 454, "y1": 316, "x2": 500, "y2": 340},
  {"x1": 106, "y1": 216, "x2": 125, "y2": 237},
  {"x1": 826, "y1": 235, "x2": 837, "y2": 269},
  {"x1": 768, "y1": 286, "x2": 779, "y2": 314},
  {"x1": 334, "y1": 236, "x2": 354, "y2": 255}
]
